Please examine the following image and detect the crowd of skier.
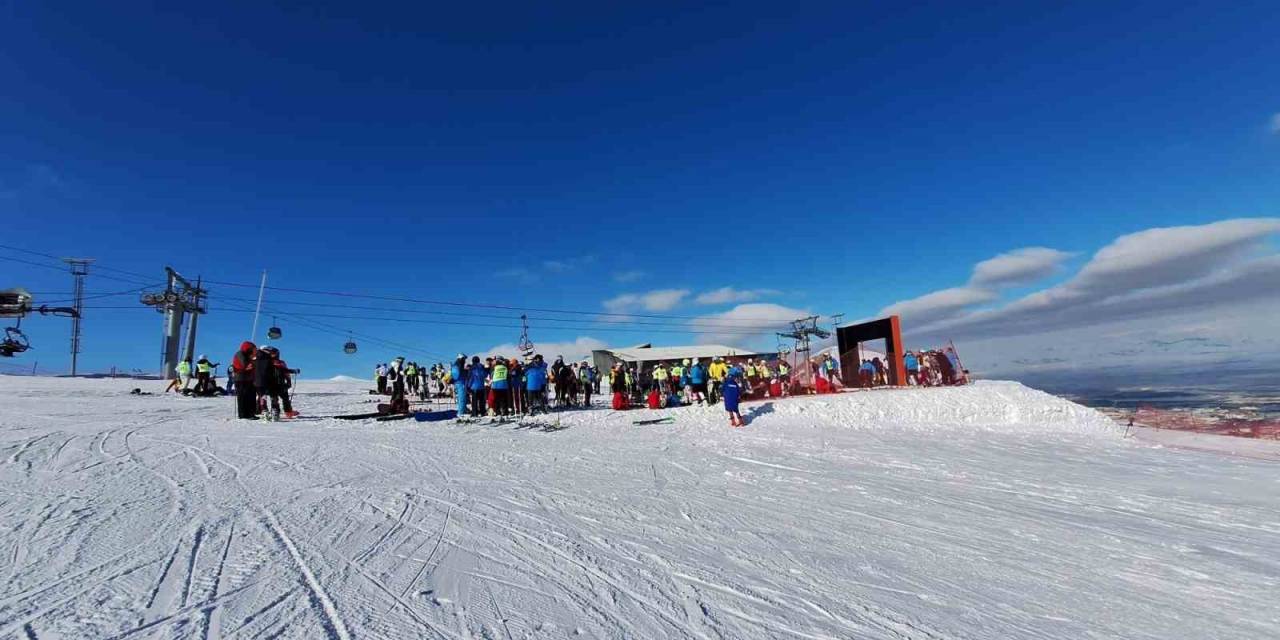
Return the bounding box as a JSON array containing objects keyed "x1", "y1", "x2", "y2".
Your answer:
[
  {"x1": 359, "y1": 347, "x2": 964, "y2": 426},
  {"x1": 158, "y1": 339, "x2": 966, "y2": 426},
  {"x1": 856, "y1": 347, "x2": 967, "y2": 388}
]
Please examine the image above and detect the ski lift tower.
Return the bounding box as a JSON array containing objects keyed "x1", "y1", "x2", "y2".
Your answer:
[
  {"x1": 62, "y1": 258, "x2": 94, "y2": 376},
  {"x1": 140, "y1": 267, "x2": 203, "y2": 380},
  {"x1": 777, "y1": 315, "x2": 829, "y2": 390}
]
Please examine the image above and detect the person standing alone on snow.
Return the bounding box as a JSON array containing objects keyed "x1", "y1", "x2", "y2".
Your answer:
[{"x1": 722, "y1": 369, "x2": 744, "y2": 427}]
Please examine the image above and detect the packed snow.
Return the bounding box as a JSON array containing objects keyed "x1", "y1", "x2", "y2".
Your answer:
[{"x1": 1, "y1": 376, "x2": 1277, "y2": 639}]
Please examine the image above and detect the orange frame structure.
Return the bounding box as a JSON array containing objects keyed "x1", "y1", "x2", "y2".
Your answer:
[{"x1": 836, "y1": 315, "x2": 907, "y2": 387}]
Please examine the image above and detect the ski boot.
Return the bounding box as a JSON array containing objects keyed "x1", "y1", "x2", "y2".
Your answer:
[
  {"x1": 284, "y1": 410, "x2": 300, "y2": 419},
  {"x1": 271, "y1": 408, "x2": 281, "y2": 422}
]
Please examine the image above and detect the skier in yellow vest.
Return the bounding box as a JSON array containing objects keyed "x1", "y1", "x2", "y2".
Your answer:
[
  {"x1": 708, "y1": 356, "x2": 728, "y2": 404},
  {"x1": 653, "y1": 363, "x2": 670, "y2": 395},
  {"x1": 166, "y1": 359, "x2": 192, "y2": 394}
]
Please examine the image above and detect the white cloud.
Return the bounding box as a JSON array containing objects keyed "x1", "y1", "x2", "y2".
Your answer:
[
  {"x1": 1069, "y1": 218, "x2": 1280, "y2": 292},
  {"x1": 499, "y1": 255, "x2": 595, "y2": 280},
  {"x1": 603, "y1": 289, "x2": 690, "y2": 313},
  {"x1": 689, "y1": 303, "x2": 811, "y2": 347},
  {"x1": 969, "y1": 247, "x2": 1074, "y2": 286},
  {"x1": 910, "y1": 218, "x2": 1280, "y2": 345},
  {"x1": 612, "y1": 270, "x2": 647, "y2": 283},
  {"x1": 694, "y1": 287, "x2": 781, "y2": 305},
  {"x1": 879, "y1": 287, "x2": 998, "y2": 326},
  {"x1": 479, "y1": 336, "x2": 607, "y2": 363},
  {"x1": 877, "y1": 246, "x2": 1070, "y2": 327}
]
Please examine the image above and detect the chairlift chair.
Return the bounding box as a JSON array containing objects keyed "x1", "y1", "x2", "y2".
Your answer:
[
  {"x1": 267, "y1": 316, "x2": 282, "y2": 340},
  {"x1": 343, "y1": 332, "x2": 358, "y2": 354},
  {"x1": 1, "y1": 322, "x2": 30, "y2": 358},
  {"x1": 0, "y1": 288, "x2": 33, "y2": 318}
]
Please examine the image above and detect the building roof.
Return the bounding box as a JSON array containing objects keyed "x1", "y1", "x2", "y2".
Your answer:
[{"x1": 594, "y1": 344, "x2": 769, "y2": 363}]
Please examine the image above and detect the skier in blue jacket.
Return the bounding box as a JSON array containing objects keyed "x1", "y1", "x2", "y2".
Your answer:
[
  {"x1": 722, "y1": 371, "x2": 744, "y2": 427},
  {"x1": 904, "y1": 351, "x2": 919, "y2": 386},
  {"x1": 467, "y1": 356, "x2": 487, "y2": 417},
  {"x1": 451, "y1": 355, "x2": 467, "y2": 417},
  {"x1": 688, "y1": 359, "x2": 708, "y2": 405},
  {"x1": 524, "y1": 355, "x2": 548, "y2": 414}
]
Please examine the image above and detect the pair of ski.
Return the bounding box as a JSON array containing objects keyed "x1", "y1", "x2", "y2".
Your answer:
[
  {"x1": 333, "y1": 411, "x2": 413, "y2": 422},
  {"x1": 633, "y1": 417, "x2": 676, "y2": 425}
]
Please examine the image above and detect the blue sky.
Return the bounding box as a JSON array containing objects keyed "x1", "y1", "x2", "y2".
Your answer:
[{"x1": 3, "y1": 1, "x2": 1279, "y2": 378}]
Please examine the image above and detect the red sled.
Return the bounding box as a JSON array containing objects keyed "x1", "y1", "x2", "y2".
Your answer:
[
  {"x1": 612, "y1": 392, "x2": 627, "y2": 410},
  {"x1": 769, "y1": 380, "x2": 782, "y2": 397},
  {"x1": 646, "y1": 390, "x2": 661, "y2": 409}
]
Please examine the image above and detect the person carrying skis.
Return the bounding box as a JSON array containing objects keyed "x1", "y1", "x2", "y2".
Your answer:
[
  {"x1": 467, "y1": 356, "x2": 487, "y2": 417},
  {"x1": 375, "y1": 363, "x2": 388, "y2": 395},
  {"x1": 231, "y1": 341, "x2": 258, "y2": 419}
]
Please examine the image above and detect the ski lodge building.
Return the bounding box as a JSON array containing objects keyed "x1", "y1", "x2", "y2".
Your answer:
[{"x1": 591, "y1": 344, "x2": 776, "y2": 372}]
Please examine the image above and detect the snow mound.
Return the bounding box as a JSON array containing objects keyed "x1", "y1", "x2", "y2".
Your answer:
[
  {"x1": 649, "y1": 380, "x2": 1116, "y2": 436},
  {"x1": 326, "y1": 375, "x2": 363, "y2": 382}
]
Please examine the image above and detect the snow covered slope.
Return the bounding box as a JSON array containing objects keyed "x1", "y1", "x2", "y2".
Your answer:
[{"x1": 1, "y1": 376, "x2": 1277, "y2": 639}]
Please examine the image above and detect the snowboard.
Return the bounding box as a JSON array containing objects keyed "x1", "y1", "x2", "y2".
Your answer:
[{"x1": 413, "y1": 409, "x2": 458, "y2": 422}]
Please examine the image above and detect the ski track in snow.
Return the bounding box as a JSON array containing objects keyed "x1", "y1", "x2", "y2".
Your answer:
[{"x1": 0, "y1": 376, "x2": 1278, "y2": 639}]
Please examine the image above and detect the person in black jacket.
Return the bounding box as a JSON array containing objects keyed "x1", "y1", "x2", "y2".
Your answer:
[
  {"x1": 231, "y1": 341, "x2": 257, "y2": 419},
  {"x1": 554, "y1": 363, "x2": 574, "y2": 409},
  {"x1": 253, "y1": 347, "x2": 282, "y2": 420}
]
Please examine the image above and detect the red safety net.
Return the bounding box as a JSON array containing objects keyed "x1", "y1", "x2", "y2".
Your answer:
[{"x1": 1133, "y1": 406, "x2": 1280, "y2": 440}]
